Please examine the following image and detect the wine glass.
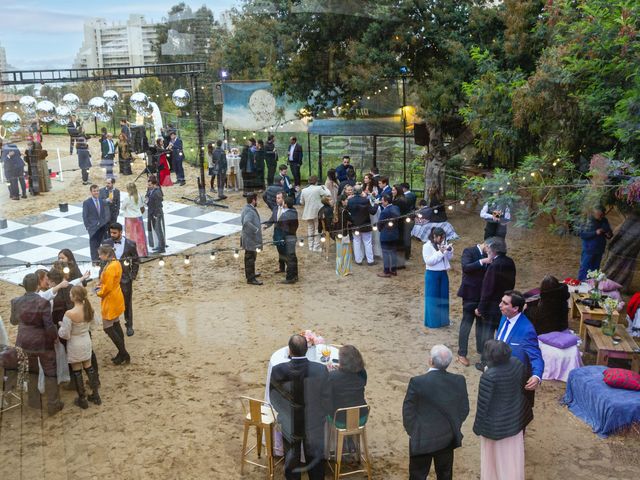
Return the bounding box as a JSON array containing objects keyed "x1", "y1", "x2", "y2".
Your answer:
[{"x1": 320, "y1": 344, "x2": 331, "y2": 363}]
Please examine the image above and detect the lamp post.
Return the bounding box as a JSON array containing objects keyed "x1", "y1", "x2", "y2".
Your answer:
[{"x1": 400, "y1": 66, "x2": 409, "y2": 183}]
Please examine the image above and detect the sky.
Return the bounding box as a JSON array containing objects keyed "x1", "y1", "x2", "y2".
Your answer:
[{"x1": 0, "y1": 0, "x2": 239, "y2": 70}]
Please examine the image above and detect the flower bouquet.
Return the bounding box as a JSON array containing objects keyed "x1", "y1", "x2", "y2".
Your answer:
[
  {"x1": 586, "y1": 269, "x2": 607, "y2": 305},
  {"x1": 601, "y1": 297, "x2": 620, "y2": 336},
  {"x1": 301, "y1": 330, "x2": 325, "y2": 347}
]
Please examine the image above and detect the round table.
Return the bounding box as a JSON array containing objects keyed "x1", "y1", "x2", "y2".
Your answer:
[
  {"x1": 264, "y1": 344, "x2": 340, "y2": 456},
  {"x1": 226, "y1": 154, "x2": 242, "y2": 190}
]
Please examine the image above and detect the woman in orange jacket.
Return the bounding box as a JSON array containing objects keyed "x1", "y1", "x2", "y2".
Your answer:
[{"x1": 97, "y1": 245, "x2": 130, "y2": 364}]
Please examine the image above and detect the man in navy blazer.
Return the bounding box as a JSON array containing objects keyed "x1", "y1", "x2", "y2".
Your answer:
[
  {"x1": 82, "y1": 184, "x2": 111, "y2": 262},
  {"x1": 456, "y1": 241, "x2": 489, "y2": 366},
  {"x1": 496, "y1": 290, "x2": 544, "y2": 407},
  {"x1": 377, "y1": 194, "x2": 400, "y2": 277}
]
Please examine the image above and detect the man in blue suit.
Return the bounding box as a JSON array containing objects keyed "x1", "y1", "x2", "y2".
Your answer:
[
  {"x1": 168, "y1": 131, "x2": 185, "y2": 185},
  {"x1": 496, "y1": 290, "x2": 544, "y2": 406},
  {"x1": 82, "y1": 184, "x2": 111, "y2": 262},
  {"x1": 377, "y1": 194, "x2": 400, "y2": 277}
]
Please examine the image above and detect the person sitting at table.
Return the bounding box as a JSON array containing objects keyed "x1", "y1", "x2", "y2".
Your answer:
[
  {"x1": 526, "y1": 275, "x2": 570, "y2": 335},
  {"x1": 327, "y1": 345, "x2": 368, "y2": 427},
  {"x1": 269, "y1": 334, "x2": 332, "y2": 480}
]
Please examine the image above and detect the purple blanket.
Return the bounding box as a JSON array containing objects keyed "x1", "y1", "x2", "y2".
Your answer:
[{"x1": 562, "y1": 366, "x2": 640, "y2": 437}]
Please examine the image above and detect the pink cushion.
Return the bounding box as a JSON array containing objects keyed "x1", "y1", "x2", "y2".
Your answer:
[
  {"x1": 588, "y1": 279, "x2": 623, "y2": 292},
  {"x1": 603, "y1": 368, "x2": 640, "y2": 391}
]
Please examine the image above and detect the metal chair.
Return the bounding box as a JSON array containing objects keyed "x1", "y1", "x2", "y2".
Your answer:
[
  {"x1": 239, "y1": 396, "x2": 282, "y2": 479},
  {"x1": 1, "y1": 346, "x2": 22, "y2": 414},
  {"x1": 328, "y1": 404, "x2": 372, "y2": 480}
]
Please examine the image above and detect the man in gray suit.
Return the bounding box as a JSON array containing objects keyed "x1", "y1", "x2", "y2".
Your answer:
[
  {"x1": 241, "y1": 193, "x2": 263, "y2": 285},
  {"x1": 82, "y1": 184, "x2": 111, "y2": 262},
  {"x1": 403, "y1": 345, "x2": 470, "y2": 480}
]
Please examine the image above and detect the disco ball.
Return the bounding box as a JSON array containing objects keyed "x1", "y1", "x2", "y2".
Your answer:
[
  {"x1": 96, "y1": 107, "x2": 113, "y2": 123},
  {"x1": 172, "y1": 89, "x2": 191, "y2": 108},
  {"x1": 62, "y1": 93, "x2": 80, "y2": 111},
  {"x1": 55, "y1": 105, "x2": 72, "y2": 126},
  {"x1": 129, "y1": 92, "x2": 150, "y2": 114},
  {"x1": 88, "y1": 97, "x2": 107, "y2": 116},
  {"x1": 36, "y1": 100, "x2": 56, "y2": 123},
  {"x1": 1, "y1": 111, "x2": 22, "y2": 133},
  {"x1": 103, "y1": 90, "x2": 119, "y2": 108},
  {"x1": 19, "y1": 96, "x2": 37, "y2": 115},
  {"x1": 139, "y1": 102, "x2": 154, "y2": 117}
]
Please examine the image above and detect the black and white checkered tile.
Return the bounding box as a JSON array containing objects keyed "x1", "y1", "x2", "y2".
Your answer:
[{"x1": 0, "y1": 198, "x2": 241, "y2": 285}]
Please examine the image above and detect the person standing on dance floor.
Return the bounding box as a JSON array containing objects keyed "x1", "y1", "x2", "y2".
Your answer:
[
  {"x1": 99, "y1": 177, "x2": 121, "y2": 227},
  {"x1": 101, "y1": 133, "x2": 116, "y2": 179},
  {"x1": 473, "y1": 340, "x2": 532, "y2": 480},
  {"x1": 103, "y1": 222, "x2": 140, "y2": 337},
  {"x1": 168, "y1": 131, "x2": 185, "y2": 185},
  {"x1": 76, "y1": 134, "x2": 92, "y2": 185},
  {"x1": 241, "y1": 193, "x2": 263, "y2": 285},
  {"x1": 96, "y1": 245, "x2": 130, "y2": 365},
  {"x1": 145, "y1": 175, "x2": 166, "y2": 254},
  {"x1": 120, "y1": 182, "x2": 148, "y2": 257},
  {"x1": 423, "y1": 227, "x2": 453, "y2": 328},
  {"x1": 58, "y1": 286, "x2": 101, "y2": 409},
  {"x1": 82, "y1": 184, "x2": 111, "y2": 263}
]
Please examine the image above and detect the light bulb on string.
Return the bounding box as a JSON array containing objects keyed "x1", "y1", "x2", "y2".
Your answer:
[
  {"x1": 159, "y1": 259, "x2": 165, "y2": 267},
  {"x1": 210, "y1": 251, "x2": 216, "y2": 260},
  {"x1": 63, "y1": 266, "x2": 70, "y2": 274},
  {"x1": 123, "y1": 260, "x2": 130, "y2": 266},
  {"x1": 320, "y1": 236, "x2": 326, "y2": 243},
  {"x1": 184, "y1": 256, "x2": 190, "y2": 265},
  {"x1": 405, "y1": 217, "x2": 411, "y2": 223},
  {"x1": 256, "y1": 247, "x2": 262, "y2": 253},
  {"x1": 434, "y1": 209, "x2": 439, "y2": 214},
  {"x1": 459, "y1": 200, "x2": 465, "y2": 205},
  {"x1": 372, "y1": 225, "x2": 378, "y2": 232},
  {"x1": 337, "y1": 233, "x2": 344, "y2": 239},
  {"x1": 298, "y1": 238, "x2": 304, "y2": 247},
  {"x1": 448, "y1": 205, "x2": 453, "y2": 211},
  {"x1": 388, "y1": 221, "x2": 394, "y2": 227},
  {"x1": 354, "y1": 230, "x2": 360, "y2": 236},
  {"x1": 417, "y1": 213, "x2": 423, "y2": 219},
  {"x1": 233, "y1": 250, "x2": 239, "y2": 259}
]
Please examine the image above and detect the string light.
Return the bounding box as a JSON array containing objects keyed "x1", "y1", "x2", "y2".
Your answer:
[
  {"x1": 387, "y1": 221, "x2": 394, "y2": 227},
  {"x1": 433, "y1": 209, "x2": 439, "y2": 214},
  {"x1": 63, "y1": 267, "x2": 70, "y2": 274},
  {"x1": 337, "y1": 233, "x2": 344, "y2": 239},
  {"x1": 210, "y1": 251, "x2": 216, "y2": 260},
  {"x1": 320, "y1": 236, "x2": 326, "y2": 243},
  {"x1": 459, "y1": 200, "x2": 465, "y2": 205},
  {"x1": 256, "y1": 247, "x2": 262, "y2": 253},
  {"x1": 298, "y1": 238, "x2": 304, "y2": 247},
  {"x1": 405, "y1": 217, "x2": 411, "y2": 223},
  {"x1": 159, "y1": 259, "x2": 165, "y2": 267},
  {"x1": 448, "y1": 205, "x2": 454, "y2": 210},
  {"x1": 184, "y1": 256, "x2": 190, "y2": 265},
  {"x1": 233, "y1": 250, "x2": 239, "y2": 259},
  {"x1": 417, "y1": 213, "x2": 423, "y2": 219},
  {"x1": 354, "y1": 230, "x2": 360, "y2": 236},
  {"x1": 372, "y1": 225, "x2": 378, "y2": 231}
]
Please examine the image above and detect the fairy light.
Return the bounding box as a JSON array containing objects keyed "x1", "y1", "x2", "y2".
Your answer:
[
  {"x1": 372, "y1": 225, "x2": 378, "y2": 231},
  {"x1": 123, "y1": 260, "x2": 130, "y2": 266},
  {"x1": 388, "y1": 221, "x2": 394, "y2": 227},
  {"x1": 233, "y1": 250, "x2": 239, "y2": 259},
  {"x1": 210, "y1": 251, "x2": 216, "y2": 260},
  {"x1": 63, "y1": 266, "x2": 70, "y2": 274},
  {"x1": 354, "y1": 230, "x2": 360, "y2": 236},
  {"x1": 434, "y1": 209, "x2": 439, "y2": 214},
  {"x1": 417, "y1": 213, "x2": 423, "y2": 219},
  {"x1": 320, "y1": 236, "x2": 326, "y2": 243},
  {"x1": 184, "y1": 256, "x2": 190, "y2": 265},
  {"x1": 405, "y1": 217, "x2": 411, "y2": 223},
  {"x1": 298, "y1": 238, "x2": 304, "y2": 247},
  {"x1": 459, "y1": 200, "x2": 465, "y2": 205},
  {"x1": 158, "y1": 259, "x2": 165, "y2": 267},
  {"x1": 448, "y1": 205, "x2": 454, "y2": 210},
  {"x1": 256, "y1": 247, "x2": 262, "y2": 253},
  {"x1": 530, "y1": 172, "x2": 536, "y2": 177},
  {"x1": 337, "y1": 233, "x2": 344, "y2": 239}
]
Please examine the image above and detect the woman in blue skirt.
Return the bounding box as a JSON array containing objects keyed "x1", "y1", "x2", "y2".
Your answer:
[{"x1": 423, "y1": 227, "x2": 453, "y2": 328}]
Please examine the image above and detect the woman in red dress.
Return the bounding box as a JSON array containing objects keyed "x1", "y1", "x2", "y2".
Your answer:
[{"x1": 155, "y1": 139, "x2": 173, "y2": 187}]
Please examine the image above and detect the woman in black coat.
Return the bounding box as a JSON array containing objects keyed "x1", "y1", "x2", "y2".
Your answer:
[
  {"x1": 473, "y1": 340, "x2": 532, "y2": 480},
  {"x1": 328, "y1": 345, "x2": 368, "y2": 427},
  {"x1": 528, "y1": 275, "x2": 570, "y2": 334}
]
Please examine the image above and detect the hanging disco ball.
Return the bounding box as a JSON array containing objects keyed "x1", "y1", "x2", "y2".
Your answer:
[
  {"x1": 103, "y1": 90, "x2": 119, "y2": 108},
  {"x1": 172, "y1": 89, "x2": 191, "y2": 108},
  {"x1": 62, "y1": 93, "x2": 80, "y2": 111},
  {"x1": 129, "y1": 92, "x2": 150, "y2": 114},
  {"x1": 55, "y1": 105, "x2": 72, "y2": 126},
  {"x1": 139, "y1": 102, "x2": 154, "y2": 117},
  {"x1": 88, "y1": 97, "x2": 107, "y2": 116},
  {"x1": 19, "y1": 96, "x2": 37, "y2": 115},
  {"x1": 96, "y1": 107, "x2": 113, "y2": 123},
  {"x1": 1, "y1": 111, "x2": 22, "y2": 133},
  {"x1": 36, "y1": 100, "x2": 56, "y2": 123}
]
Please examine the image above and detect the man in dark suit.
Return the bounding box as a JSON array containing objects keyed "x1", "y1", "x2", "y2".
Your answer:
[
  {"x1": 401, "y1": 183, "x2": 417, "y2": 211},
  {"x1": 10, "y1": 273, "x2": 64, "y2": 415},
  {"x1": 377, "y1": 194, "x2": 400, "y2": 277},
  {"x1": 335, "y1": 155, "x2": 351, "y2": 183},
  {"x1": 456, "y1": 241, "x2": 490, "y2": 366},
  {"x1": 103, "y1": 222, "x2": 140, "y2": 337},
  {"x1": 403, "y1": 345, "x2": 469, "y2": 480},
  {"x1": 99, "y1": 177, "x2": 121, "y2": 226},
  {"x1": 496, "y1": 290, "x2": 544, "y2": 407},
  {"x1": 270, "y1": 334, "x2": 331, "y2": 480},
  {"x1": 287, "y1": 136, "x2": 303, "y2": 186},
  {"x1": 67, "y1": 115, "x2": 82, "y2": 154},
  {"x1": 82, "y1": 184, "x2": 111, "y2": 262},
  {"x1": 100, "y1": 132, "x2": 116, "y2": 178},
  {"x1": 146, "y1": 175, "x2": 166, "y2": 253},
  {"x1": 264, "y1": 192, "x2": 299, "y2": 283},
  {"x1": 169, "y1": 131, "x2": 185, "y2": 185},
  {"x1": 475, "y1": 237, "x2": 516, "y2": 371}
]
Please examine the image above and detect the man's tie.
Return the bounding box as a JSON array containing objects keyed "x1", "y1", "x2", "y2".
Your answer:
[
  {"x1": 498, "y1": 320, "x2": 511, "y2": 341},
  {"x1": 113, "y1": 239, "x2": 121, "y2": 244},
  {"x1": 94, "y1": 199, "x2": 100, "y2": 214},
  {"x1": 277, "y1": 206, "x2": 282, "y2": 221}
]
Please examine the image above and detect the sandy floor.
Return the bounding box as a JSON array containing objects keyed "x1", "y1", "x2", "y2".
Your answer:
[{"x1": 1, "y1": 135, "x2": 639, "y2": 479}]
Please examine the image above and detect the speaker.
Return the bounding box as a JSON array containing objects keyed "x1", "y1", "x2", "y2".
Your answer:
[
  {"x1": 414, "y1": 122, "x2": 429, "y2": 146},
  {"x1": 130, "y1": 125, "x2": 147, "y2": 154}
]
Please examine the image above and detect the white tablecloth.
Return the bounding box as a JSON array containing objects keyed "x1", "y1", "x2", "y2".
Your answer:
[
  {"x1": 226, "y1": 154, "x2": 242, "y2": 189},
  {"x1": 265, "y1": 344, "x2": 340, "y2": 456},
  {"x1": 539, "y1": 341, "x2": 583, "y2": 382}
]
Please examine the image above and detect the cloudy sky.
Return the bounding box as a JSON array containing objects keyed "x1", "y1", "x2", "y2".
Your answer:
[{"x1": 0, "y1": 0, "x2": 238, "y2": 70}]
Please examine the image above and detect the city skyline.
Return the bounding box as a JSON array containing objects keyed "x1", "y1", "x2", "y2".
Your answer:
[{"x1": 0, "y1": 0, "x2": 238, "y2": 71}]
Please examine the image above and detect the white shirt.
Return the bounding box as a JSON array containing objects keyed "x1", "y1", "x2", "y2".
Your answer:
[
  {"x1": 112, "y1": 236, "x2": 126, "y2": 259},
  {"x1": 497, "y1": 312, "x2": 521, "y2": 341},
  {"x1": 288, "y1": 143, "x2": 296, "y2": 161},
  {"x1": 121, "y1": 193, "x2": 143, "y2": 218},
  {"x1": 38, "y1": 277, "x2": 84, "y2": 311},
  {"x1": 422, "y1": 241, "x2": 453, "y2": 271}
]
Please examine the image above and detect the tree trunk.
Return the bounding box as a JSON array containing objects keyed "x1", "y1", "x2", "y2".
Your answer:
[
  {"x1": 424, "y1": 123, "x2": 446, "y2": 200},
  {"x1": 602, "y1": 212, "x2": 640, "y2": 291}
]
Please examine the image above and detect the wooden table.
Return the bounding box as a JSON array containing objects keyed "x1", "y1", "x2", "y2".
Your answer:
[
  {"x1": 584, "y1": 325, "x2": 640, "y2": 373},
  {"x1": 570, "y1": 292, "x2": 620, "y2": 340}
]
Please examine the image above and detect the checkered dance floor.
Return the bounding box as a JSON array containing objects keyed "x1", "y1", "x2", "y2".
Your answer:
[{"x1": 0, "y1": 199, "x2": 241, "y2": 285}]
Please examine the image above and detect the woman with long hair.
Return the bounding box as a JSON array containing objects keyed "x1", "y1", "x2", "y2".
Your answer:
[
  {"x1": 117, "y1": 133, "x2": 132, "y2": 175},
  {"x1": 328, "y1": 345, "x2": 368, "y2": 426},
  {"x1": 207, "y1": 142, "x2": 217, "y2": 192},
  {"x1": 333, "y1": 193, "x2": 353, "y2": 276},
  {"x1": 58, "y1": 286, "x2": 101, "y2": 409},
  {"x1": 325, "y1": 169, "x2": 339, "y2": 205},
  {"x1": 57, "y1": 249, "x2": 83, "y2": 281},
  {"x1": 96, "y1": 245, "x2": 130, "y2": 364},
  {"x1": 156, "y1": 138, "x2": 173, "y2": 187},
  {"x1": 423, "y1": 227, "x2": 453, "y2": 328},
  {"x1": 120, "y1": 182, "x2": 148, "y2": 257},
  {"x1": 528, "y1": 275, "x2": 570, "y2": 334}
]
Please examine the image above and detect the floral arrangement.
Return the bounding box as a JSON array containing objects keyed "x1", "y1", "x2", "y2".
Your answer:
[
  {"x1": 587, "y1": 269, "x2": 607, "y2": 283},
  {"x1": 603, "y1": 297, "x2": 621, "y2": 315},
  {"x1": 301, "y1": 330, "x2": 325, "y2": 347}
]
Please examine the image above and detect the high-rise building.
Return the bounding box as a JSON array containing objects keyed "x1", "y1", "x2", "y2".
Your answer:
[
  {"x1": 0, "y1": 42, "x2": 7, "y2": 73},
  {"x1": 73, "y1": 14, "x2": 159, "y2": 93}
]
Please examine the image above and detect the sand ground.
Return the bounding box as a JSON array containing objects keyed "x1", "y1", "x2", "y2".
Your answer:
[{"x1": 0, "y1": 135, "x2": 639, "y2": 479}]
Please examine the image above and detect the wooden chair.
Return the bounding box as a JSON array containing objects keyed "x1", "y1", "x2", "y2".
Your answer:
[
  {"x1": 328, "y1": 404, "x2": 372, "y2": 480},
  {"x1": 239, "y1": 396, "x2": 282, "y2": 479}
]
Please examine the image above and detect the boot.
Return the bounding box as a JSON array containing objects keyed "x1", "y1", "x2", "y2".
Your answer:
[
  {"x1": 27, "y1": 372, "x2": 42, "y2": 409},
  {"x1": 71, "y1": 370, "x2": 88, "y2": 409},
  {"x1": 105, "y1": 324, "x2": 130, "y2": 365},
  {"x1": 112, "y1": 322, "x2": 131, "y2": 364},
  {"x1": 84, "y1": 367, "x2": 102, "y2": 405},
  {"x1": 44, "y1": 377, "x2": 64, "y2": 415},
  {"x1": 90, "y1": 351, "x2": 101, "y2": 387}
]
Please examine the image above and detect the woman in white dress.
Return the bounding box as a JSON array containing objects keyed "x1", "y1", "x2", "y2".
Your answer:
[
  {"x1": 121, "y1": 182, "x2": 148, "y2": 257},
  {"x1": 58, "y1": 286, "x2": 101, "y2": 409}
]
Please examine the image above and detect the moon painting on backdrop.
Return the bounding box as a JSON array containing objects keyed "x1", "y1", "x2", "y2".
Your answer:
[{"x1": 248, "y1": 89, "x2": 277, "y2": 124}]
